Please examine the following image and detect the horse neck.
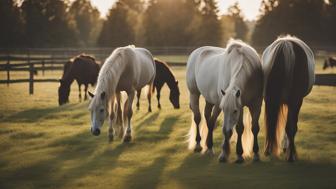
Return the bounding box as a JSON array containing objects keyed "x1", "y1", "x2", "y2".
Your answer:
[
  {"x1": 164, "y1": 68, "x2": 177, "y2": 90},
  {"x1": 95, "y1": 56, "x2": 125, "y2": 100},
  {"x1": 61, "y1": 65, "x2": 75, "y2": 87}
]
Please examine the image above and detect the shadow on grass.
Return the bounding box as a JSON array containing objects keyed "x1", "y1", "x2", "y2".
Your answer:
[{"x1": 1, "y1": 103, "x2": 86, "y2": 123}]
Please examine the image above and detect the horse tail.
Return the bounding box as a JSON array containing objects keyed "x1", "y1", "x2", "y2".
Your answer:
[
  {"x1": 264, "y1": 41, "x2": 293, "y2": 156},
  {"x1": 242, "y1": 110, "x2": 253, "y2": 158}
]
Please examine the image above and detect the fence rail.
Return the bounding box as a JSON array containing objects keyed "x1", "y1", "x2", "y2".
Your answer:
[{"x1": 0, "y1": 50, "x2": 335, "y2": 95}]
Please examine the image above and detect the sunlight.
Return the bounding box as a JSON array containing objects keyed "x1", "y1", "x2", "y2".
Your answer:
[{"x1": 89, "y1": 0, "x2": 262, "y2": 20}]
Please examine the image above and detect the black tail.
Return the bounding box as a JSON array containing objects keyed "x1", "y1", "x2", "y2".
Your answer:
[{"x1": 264, "y1": 45, "x2": 288, "y2": 156}]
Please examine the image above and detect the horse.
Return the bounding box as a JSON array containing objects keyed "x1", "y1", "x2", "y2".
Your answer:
[
  {"x1": 186, "y1": 39, "x2": 263, "y2": 163},
  {"x1": 58, "y1": 54, "x2": 100, "y2": 105},
  {"x1": 88, "y1": 46, "x2": 155, "y2": 143},
  {"x1": 323, "y1": 57, "x2": 336, "y2": 70},
  {"x1": 262, "y1": 36, "x2": 315, "y2": 162},
  {"x1": 135, "y1": 58, "x2": 180, "y2": 111}
]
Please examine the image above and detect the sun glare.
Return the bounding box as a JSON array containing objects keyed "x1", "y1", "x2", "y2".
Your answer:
[{"x1": 89, "y1": 0, "x2": 262, "y2": 20}]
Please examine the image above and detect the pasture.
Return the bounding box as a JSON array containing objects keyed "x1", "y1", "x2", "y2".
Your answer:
[{"x1": 0, "y1": 55, "x2": 336, "y2": 189}]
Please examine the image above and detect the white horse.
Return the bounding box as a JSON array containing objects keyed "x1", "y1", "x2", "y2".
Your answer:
[
  {"x1": 186, "y1": 40, "x2": 263, "y2": 163},
  {"x1": 88, "y1": 46, "x2": 155, "y2": 142}
]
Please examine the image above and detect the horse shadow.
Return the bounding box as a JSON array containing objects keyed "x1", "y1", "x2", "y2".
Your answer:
[{"x1": 1, "y1": 103, "x2": 86, "y2": 123}]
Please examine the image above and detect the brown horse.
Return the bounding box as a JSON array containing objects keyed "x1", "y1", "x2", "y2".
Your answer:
[
  {"x1": 262, "y1": 36, "x2": 315, "y2": 162},
  {"x1": 136, "y1": 59, "x2": 180, "y2": 111},
  {"x1": 58, "y1": 54, "x2": 100, "y2": 105},
  {"x1": 323, "y1": 57, "x2": 336, "y2": 70}
]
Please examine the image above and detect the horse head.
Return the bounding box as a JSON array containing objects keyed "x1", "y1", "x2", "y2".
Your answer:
[
  {"x1": 58, "y1": 79, "x2": 70, "y2": 105},
  {"x1": 220, "y1": 86, "x2": 242, "y2": 131},
  {"x1": 169, "y1": 80, "x2": 180, "y2": 109},
  {"x1": 323, "y1": 59, "x2": 329, "y2": 70},
  {"x1": 88, "y1": 91, "x2": 109, "y2": 136}
]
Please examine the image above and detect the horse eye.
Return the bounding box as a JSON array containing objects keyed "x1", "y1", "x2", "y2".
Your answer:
[{"x1": 100, "y1": 109, "x2": 104, "y2": 113}]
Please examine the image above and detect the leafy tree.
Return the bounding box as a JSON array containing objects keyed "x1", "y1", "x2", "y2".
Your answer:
[
  {"x1": 227, "y1": 2, "x2": 248, "y2": 40},
  {"x1": 21, "y1": 0, "x2": 78, "y2": 47},
  {"x1": 97, "y1": 0, "x2": 137, "y2": 47},
  {"x1": 69, "y1": 0, "x2": 101, "y2": 46},
  {"x1": 0, "y1": 0, "x2": 24, "y2": 47}
]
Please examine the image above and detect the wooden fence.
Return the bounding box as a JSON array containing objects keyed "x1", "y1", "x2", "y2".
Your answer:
[{"x1": 0, "y1": 48, "x2": 335, "y2": 95}]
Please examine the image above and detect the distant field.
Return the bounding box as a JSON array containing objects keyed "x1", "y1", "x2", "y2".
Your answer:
[{"x1": 0, "y1": 56, "x2": 336, "y2": 189}]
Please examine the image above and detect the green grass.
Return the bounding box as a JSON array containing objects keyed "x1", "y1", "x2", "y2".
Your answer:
[{"x1": 0, "y1": 58, "x2": 336, "y2": 189}]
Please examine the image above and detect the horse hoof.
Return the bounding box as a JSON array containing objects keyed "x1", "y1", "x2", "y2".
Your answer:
[
  {"x1": 253, "y1": 154, "x2": 260, "y2": 162},
  {"x1": 123, "y1": 135, "x2": 132, "y2": 143},
  {"x1": 194, "y1": 144, "x2": 202, "y2": 153},
  {"x1": 218, "y1": 153, "x2": 228, "y2": 163},
  {"x1": 204, "y1": 149, "x2": 214, "y2": 156},
  {"x1": 235, "y1": 157, "x2": 244, "y2": 164}
]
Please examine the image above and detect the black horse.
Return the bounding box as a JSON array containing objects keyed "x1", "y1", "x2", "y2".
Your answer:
[
  {"x1": 136, "y1": 58, "x2": 180, "y2": 111},
  {"x1": 323, "y1": 57, "x2": 336, "y2": 70},
  {"x1": 58, "y1": 54, "x2": 100, "y2": 105}
]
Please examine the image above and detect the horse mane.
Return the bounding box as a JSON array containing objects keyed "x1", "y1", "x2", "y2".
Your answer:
[
  {"x1": 89, "y1": 47, "x2": 128, "y2": 109},
  {"x1": 225, "y1": 39, "x2": 261, "y2": 88}
]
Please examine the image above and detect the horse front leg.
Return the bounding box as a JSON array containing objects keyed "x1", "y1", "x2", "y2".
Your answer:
[
  {"x1": 108, "y1": 95, "x2": 116, "y2": 142},
  {"x1": 123, "y1": 91, "x2": 135, "y2": 143},
  {"x1": 219, "y1": 121, "x2": 233, "y2": 163},
  {"x1": 136, "y1": 89, "x2": 141, "y2": 110},
  {"x1": 204, "y1": 102, "x2": 214, "y2": 154},
  {"x1": 78, "y1": 83, "x2": 82, "y2": 102},
  {"x1": 235, "y1": 111, "x2": 244, "y2": 164},
  {"x1": 84, "y1": 84, "x2": 88, "y2": 101},
  {"x1": 156, "y1": 85, "x2": 162, "y2": 109},
  {"x1": 249, "y1": 99, "x2": 262, "y2": 162}
]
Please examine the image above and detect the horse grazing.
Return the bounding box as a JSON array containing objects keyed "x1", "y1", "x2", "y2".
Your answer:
[
  {"x1": 58, "y1": 54, "x2": 100, "y2": 105},
  {"x1": 136, "y1": 58, "x2": 180, "y2": 111},
  {"x1": 88, "y1": 46, "x2": 155, "y2": 143},
  {"x1": 323, "y1": 57, "x2": 336, "y2": 70},
  {"x1": 262, "y1": 36, "x2": 315, "y2": 162},
  {"x1": 187, "y1": 40, "x2": 263, "y2": 163}
]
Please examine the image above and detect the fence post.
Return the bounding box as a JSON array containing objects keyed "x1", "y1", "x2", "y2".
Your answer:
[
  {"x1": 6, "y1": 53, "x2": 10, "y2": 86},
  {"x1": 28, "y1": 50, "x2": 34, "y2": 95}
]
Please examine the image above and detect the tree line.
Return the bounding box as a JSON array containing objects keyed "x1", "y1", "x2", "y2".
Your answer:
[{"x1": 0, "y1": 0, "x2": 335, "y2": 48}]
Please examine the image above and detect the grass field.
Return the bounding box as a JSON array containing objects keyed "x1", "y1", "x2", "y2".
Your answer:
[{"x1": 0, "y1": 56, "x2": 336, "y2": 189}]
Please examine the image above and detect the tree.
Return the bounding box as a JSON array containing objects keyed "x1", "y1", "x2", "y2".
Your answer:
[
  {"x1": 21, "y1": 0, "x2": 78, "y2": 47},
  {"x1": 0, "y1": 0, "x2": 24, "y2": 47},
  {"x1": 97, "y1": 0, "x2": 136, "y2": 47},
  {"x1": 227, "y1": 2, "x2": 248, "y2": 40},
  {"x1": 69, "y1": 0, "x2": 101, "y2": 46}
]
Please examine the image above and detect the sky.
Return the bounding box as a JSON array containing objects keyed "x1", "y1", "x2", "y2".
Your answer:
[{"x1": 89, "y1": 0, "x2": 263, "y2": 21}]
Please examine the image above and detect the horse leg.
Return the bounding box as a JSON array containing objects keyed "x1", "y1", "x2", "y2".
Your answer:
[
  {"x1": 235, "y1": 110, "x2": 244, "y2": 163},
  {"x1": 204, "y1": 102, "x2": 214, "y2": 154},
  {"x1": 84, "y1": 84, "x2": 88, "y2": 100},
  {"x1": 147, "y1": 84, "x2": 153, "y2": 112},
  {"x1": 78, "y1": 83, "x2": 82, "y2": 102},
  {"x1": 156, "y1": 85, "x2": 162, "y2": 109},
  {"x1": 190, "y1": 93, "x2": 202, "y2": 152},
  {"x1": 123, "y1": 91, "x2": 135, "y2": 143},
  {"x1": 136, "y1": 89, "x2": 141, "y2": 110},
  {"x1": 108, "y1": 95, "x2": 116, "y2": 142},
  {"x1": 116, "y1": 92, "x2": 124, "y2": 138},
  {"x1": 285, "y1": 99, "x2": 303, "y2": 162},
  {"x1": 249, "y1": 99, "x2": 262, "y2": 162},
  {"x1": 219, "y1": 125, "x2": 233, "y2": 163}
]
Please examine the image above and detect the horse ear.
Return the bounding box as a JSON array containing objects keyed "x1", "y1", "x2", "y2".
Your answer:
[
  {"x1": 175, "y1": 80, "x2": 179, "y2": 85},
  {"x1": 236, "y1": 90, "x2": 240, "y2": 98},
  {"x1": 88, "y1": 91, "x2": 94, "y2": 98},
  {"x1": 221, "y1": 89, "x2": 225, "y2": 96},
  {"x1": 101, "y1": 91, "x2": 106, "y2": 100}
]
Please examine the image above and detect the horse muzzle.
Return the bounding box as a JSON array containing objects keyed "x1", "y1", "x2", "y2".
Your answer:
[{"x1": 91, "y1": 128, "x2": 101, "y2": 136}]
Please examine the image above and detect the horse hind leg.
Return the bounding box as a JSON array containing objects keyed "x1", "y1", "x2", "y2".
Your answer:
[
  {"x1": 285, "y1": 98, "x2": 303, "y2": 162},
  {"x1": 235, "y1": 110, "x2": 244, "y2": 163},
  {"x1": 249, "y1": 99, "x2": 262, "y2": 162},
  {"x1": 78, "y1": 84, "x2": 82, "y2": 102},
  {"x1": 189, "y1": 93, "x2": 202, "y2": 152},
  {"x1": 204, "y1": 102, "x2": 214, "y2": 155},
  {"x1": 136, "y1": 89, "x2": 141, "y2": 110},
  {"x1": 84, "y1": 84, "x2": 88, "y2": 101}
]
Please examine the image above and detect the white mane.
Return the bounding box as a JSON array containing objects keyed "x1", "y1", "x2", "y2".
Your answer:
[
  {"x1": 262, "y1": 35, "x2": 315, "y2": 96},
  {"x1": 224, "y1": 39, "x2": 261, "y2": 90},
  {"x1": 89, "y1": 47, "x2": 131, "y2": 109}
]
